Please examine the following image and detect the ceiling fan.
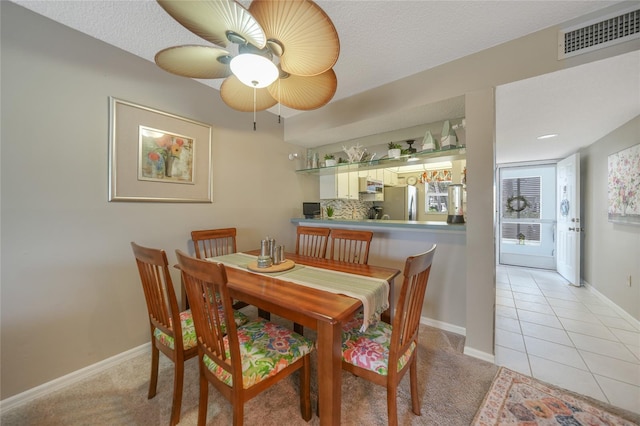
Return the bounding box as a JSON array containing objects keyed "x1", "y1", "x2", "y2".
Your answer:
[{"x1": 154, "y1": 0, "x2": 340, "y2": 128}]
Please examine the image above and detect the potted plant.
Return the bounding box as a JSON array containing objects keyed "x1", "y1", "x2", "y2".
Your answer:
[
  {"x1": 326, "y1": 205, "x2": 334, "y2": 218},
  {"x1": 388, "y1": 142, "x2": 402, "y2": 159},
  {"x1": 324, "y1": 154, "x2": 336, "y2": 167}
]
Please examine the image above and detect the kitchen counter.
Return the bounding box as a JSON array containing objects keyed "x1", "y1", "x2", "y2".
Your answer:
[{"x1": 290, "y1": 217, "x2": 466, "y2": 232}]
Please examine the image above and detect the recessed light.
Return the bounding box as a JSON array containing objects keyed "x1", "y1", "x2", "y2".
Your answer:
[{"x1": 537, "y1": 134, "x2": 558, "y2": 140}]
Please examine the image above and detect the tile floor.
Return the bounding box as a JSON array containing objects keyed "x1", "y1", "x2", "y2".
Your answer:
[{"x1": 495, "y1": 265, "x2": 640, "y2": 414}]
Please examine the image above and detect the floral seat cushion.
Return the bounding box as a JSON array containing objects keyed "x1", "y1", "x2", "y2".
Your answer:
[
  {"x1": 203, "y1": 319, "x2": 314, "y2": 389},
  {"x1": 342, "y1": 316, "x2": 416, "y2": 376},
  {"x1": 154, "y1": 307, "x2": 249, "y2": 350}
]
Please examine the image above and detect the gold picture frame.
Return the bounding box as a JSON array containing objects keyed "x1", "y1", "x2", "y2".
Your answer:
[{"x1": 108, "y1": 97, "x2": 212, "y2": 202}]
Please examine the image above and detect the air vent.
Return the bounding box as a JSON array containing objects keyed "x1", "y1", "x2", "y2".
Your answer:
[{"x1": 558, "y1": 6, "x2": 639, "y2": 59}]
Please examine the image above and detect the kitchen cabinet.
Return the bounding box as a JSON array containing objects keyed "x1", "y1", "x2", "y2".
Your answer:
[
  {"x1": 383, "y1": 169, "x2": 398, "y2": 186},
  {"x1": 320, "y1": 171, "x2": 359, "y2": 200},
  {"x1": 361, "y1": 169, "x2": 397, "y2": 186}
]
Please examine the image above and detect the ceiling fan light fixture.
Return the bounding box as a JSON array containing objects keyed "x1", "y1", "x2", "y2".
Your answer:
[{"x1": 230, "y1": 53, "x2": 278, "y2": 88}]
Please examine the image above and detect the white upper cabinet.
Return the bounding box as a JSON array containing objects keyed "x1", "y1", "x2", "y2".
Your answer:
[
  {"x1": 320, "y1": 172, "x2": 359, "y2": 200},
  {"x1": 383, "y1": 169, "x2": 398, "y2": 186}
]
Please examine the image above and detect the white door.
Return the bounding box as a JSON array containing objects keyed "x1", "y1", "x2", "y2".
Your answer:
[{"x1": 556, "y1": 153, "x2": 581, "y2": 286}]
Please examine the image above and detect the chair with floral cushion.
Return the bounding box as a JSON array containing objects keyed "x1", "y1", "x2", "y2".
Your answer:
[
  {"x1": 175, "y1": 250, "x2": 314, "y2": 426},
  {"x1": 132, "y1": 242, "x2": 249, "y2": 426},
  {"x1": 131, "y1": 242, "x2": 198, "y2": 426},
  {"x1": 340, "y1": 244, "x2": 437, "y2": 426}
]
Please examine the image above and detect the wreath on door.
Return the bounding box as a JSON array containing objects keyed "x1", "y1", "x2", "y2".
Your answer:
[{"x1": 506, "y1": 195, "x2": 530, "y2": 213}]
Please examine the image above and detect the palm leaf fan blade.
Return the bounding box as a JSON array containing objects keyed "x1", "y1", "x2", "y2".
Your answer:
[
  {"x1": 220, "y1": 76, "x2": 277, "y2": 112},
  {"x1": 157, "y1": 0, "x2": 266, "y2": 49},
  {"x1": 249, "y1": 0, "x2": 339, "y2": 76},
  {"x1": 269, "y1": 69, "x2": 337, "y2": 110},
  {"x1": 155, "y1": 45, "x2": 231, "y2": 79}
]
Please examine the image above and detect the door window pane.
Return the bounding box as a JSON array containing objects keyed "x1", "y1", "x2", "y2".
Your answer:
[
  {"x1": 502, "y1": 177, "x2": 541, "y2": 219},
  {"x1": 501, "y1": 176, "x2": 541, "y2": 244}
]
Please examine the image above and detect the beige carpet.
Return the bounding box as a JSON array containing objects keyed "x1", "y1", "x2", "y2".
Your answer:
[
  {"x1": 5, "y1": 309, "x2": 637, "y2": 425},
  {"x1": 2, "y1": 309, "x2": 497, "y2": 425}
]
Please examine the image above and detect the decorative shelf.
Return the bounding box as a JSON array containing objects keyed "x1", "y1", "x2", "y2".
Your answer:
[{"x1": 295, "y1": 147, "x2": 466, "y2": 175}]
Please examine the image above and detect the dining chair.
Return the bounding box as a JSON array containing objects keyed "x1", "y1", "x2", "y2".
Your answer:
[
  {"x1": 292, "y1": 225, "x2": 332, "y2": 334},
  {"x1": 328, "y1": 229, "x2": 374, "y2": 264},
  {"x1": 189, "y1": 228, "x2": 251, "y2": 311},
  {"x1": 340, "y1": 244, "x2": 437, "y2": 426},
  {"x1": 295, "y1": 228, "x2": 374, "y2": 336},
  {"x1": 295, "y1": 226, "x2": 331, "y2": 258},
  {"x1": 130, "y1": 241, "x2": 198, "y2": 426},
  {"x1": 175, "y1": 250, "x2": 314, "y2": 426},
  {"x1": 191, "y1": 227, "x2": 237, "y2": 259}
]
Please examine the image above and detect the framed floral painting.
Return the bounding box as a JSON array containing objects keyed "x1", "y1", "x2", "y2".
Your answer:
[
  {"x1": 138, "y1": 126, "x2": 194, "y2": 183},
  {"x1": 607, "y1": 143, "x2": 639, "y2": 225},
  {"x1": 108, "y1": 97, "x2": 212, "y2": 202}
]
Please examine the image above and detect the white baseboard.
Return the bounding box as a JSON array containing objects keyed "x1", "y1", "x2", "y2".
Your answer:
[
  {"x1": 419, "y1": 316, "x2": 494, "y2": 363},
  {"x1": 0, "y1": 343, "x2": 150, "y2": 413},
  {"x1": 582, "y1": 280, "x2": 640, "y2": 329},
  {"x1": 420, "y1": 316, "x2": 466, "y2": 336},
  {"x1": 463, "y1": 346, "x2": 495, "y2": 363}
]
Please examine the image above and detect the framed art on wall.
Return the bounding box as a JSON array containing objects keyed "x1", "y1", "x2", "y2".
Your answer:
[
  {"x1": 607, "y1": 143, "x2": 639, "y2": 225},
  {"x1": 138, "y1": 126, "x2": 194, "y2": 184},
  {"x1": 108, "y1": 97, "x2": 213, "y2": 202}
]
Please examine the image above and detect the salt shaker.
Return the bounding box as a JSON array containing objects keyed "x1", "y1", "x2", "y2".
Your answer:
[
  {"x1": 260, "y1": 239, "x2": 269, "y2": 257},
  {"x1": 268, "y1": 238, "x2": 276, "y2": 260},
  {"x1": 273, "y1": 246, "x2": 282, "y2": 264}
]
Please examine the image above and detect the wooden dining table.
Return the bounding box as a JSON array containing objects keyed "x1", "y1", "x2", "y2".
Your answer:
[{"x1": 215, "y1": 250, "x2": 400, "y2": 426}]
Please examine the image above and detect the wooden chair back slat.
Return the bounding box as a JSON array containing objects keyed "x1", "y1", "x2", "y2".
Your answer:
[
  {"x1": 191, "y1": 228, "x2": 237, "y2": 259},
  {"x1": 295, "y1": 226, "x2": 331, "y2": 258},
  {"x1": 328, "y1": 229, "x2": 373, "y2": 264}
]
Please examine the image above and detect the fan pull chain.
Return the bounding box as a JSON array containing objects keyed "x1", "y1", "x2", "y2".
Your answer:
[
  {"x1": 278, "y1": 80, "x2": 282, "y2": 124},
  {"x1": 253, "y1": 86, "x2": 257, "y2": 131}
]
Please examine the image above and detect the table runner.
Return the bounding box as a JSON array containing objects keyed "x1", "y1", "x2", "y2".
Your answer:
[{"x1": 207, "y1": 253, "x2": 389, "y2": 331}]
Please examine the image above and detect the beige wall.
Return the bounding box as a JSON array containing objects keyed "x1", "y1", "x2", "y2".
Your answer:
[
  {"x1": 581, "y1": 116, "x2": 640, "y2": 320},
  {"x1": 0, "y1": 2, "x2": 317, "y2": 398},
  {"x1": 464, "y1": 89, "x2": 497, "y2": 355}
]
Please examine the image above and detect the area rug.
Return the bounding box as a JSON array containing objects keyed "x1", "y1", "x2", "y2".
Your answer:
[{"x1": 472, "y1": 367, "x2": 638, "y2": 426}]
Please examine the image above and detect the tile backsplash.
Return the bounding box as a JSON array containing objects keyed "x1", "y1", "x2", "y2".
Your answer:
[{"x1": 321, "y1": 200, "x2": 373, "y2": 220}]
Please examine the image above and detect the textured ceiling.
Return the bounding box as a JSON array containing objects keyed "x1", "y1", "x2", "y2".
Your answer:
[
  {"x1": 11, "y1": 0, "x2": 618, "y2": 116},
  {"x1": 10, "y1": 0, "x2": 640, "y2": 161}
]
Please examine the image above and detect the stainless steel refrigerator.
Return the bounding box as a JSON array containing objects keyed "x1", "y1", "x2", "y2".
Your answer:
[{"x1": 382, "y1": 185, "x2": 417, "y2": 220}]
